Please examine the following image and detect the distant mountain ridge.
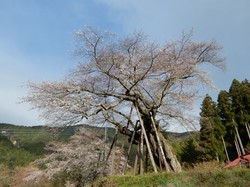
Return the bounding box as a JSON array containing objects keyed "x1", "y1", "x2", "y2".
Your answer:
[{"x1": 0, "y1": 122, "x2": 197, "y2": 142}]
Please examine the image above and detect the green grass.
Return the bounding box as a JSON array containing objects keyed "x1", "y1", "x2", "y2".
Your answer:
[{"x1": 94, "y1": 168, "x2": 250, "y2": 187}]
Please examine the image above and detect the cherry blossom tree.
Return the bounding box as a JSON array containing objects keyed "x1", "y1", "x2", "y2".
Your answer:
[{"x1": 23, "y1": 26, "x2": 225, "y2": 172}]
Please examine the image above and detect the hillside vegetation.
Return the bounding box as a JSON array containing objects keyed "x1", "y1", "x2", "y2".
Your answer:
[
  {"x1": 0, "y1": 123, "x2": 190, "y2": 168},
  {"x1": 0, "y1": 123, "x2": 76, "y2": 165},
  {"x1": 1, "y1": 122, "x2": 249, "y2": 187},
  {"x1": 0, "y1": 123, "x2": 193, "y2": 186}
]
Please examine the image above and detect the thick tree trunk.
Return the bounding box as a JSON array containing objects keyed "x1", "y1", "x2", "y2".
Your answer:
[
  {"x1": 144, "y1": 112, "x2": 182, "y2": 172},
  {"x1": 161, "y1": 134, "x2": 182, "y2": 172},
  {"x1": 151, "y1": 115, "x2": 170, "y2": 171},
  {"x1": 149, "y1": 130, "x2": 182, "y2": 172},
  {"x1": 119, "y1": 112, "x2": 182, "y2": 172}
]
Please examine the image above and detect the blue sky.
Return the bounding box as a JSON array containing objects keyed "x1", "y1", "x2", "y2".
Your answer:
[{"x1": 0, "y1": 0, "x2": 249, "y2": 130}]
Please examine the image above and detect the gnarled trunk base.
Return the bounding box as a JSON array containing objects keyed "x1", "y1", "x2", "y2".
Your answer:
[{"x1": 120, "y1": 126, "x2": 182, "y2": 172}]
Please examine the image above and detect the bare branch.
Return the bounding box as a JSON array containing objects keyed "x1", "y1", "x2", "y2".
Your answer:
[{"x1": 23, "y1": 26, "x2": 225, "y2": 130}]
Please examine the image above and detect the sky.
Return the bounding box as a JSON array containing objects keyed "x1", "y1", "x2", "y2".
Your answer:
[{"x1": 0, "y1": 0, "x2": 249, "y2": 131}]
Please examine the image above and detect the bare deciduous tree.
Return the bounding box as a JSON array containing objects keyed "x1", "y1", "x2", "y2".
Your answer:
[{"x1": 23, "y1": 26, "x2": 225, "y2": 172}]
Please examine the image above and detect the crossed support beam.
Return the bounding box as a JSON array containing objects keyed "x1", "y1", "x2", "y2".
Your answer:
[{"x1": 101, "y1": 103, "x2": 172, "y2": 176}]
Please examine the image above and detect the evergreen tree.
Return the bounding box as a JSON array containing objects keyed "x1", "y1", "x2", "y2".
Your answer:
[
  {"x1": 198, "y1": 95, "x2": 226, "y2": 162},
  {"x1": 218, "y1": 90, "x2": 232, "y2": 121},
  {"x1": 230, "y1": 79, "x2": 243, "y2": 124},
  {"x1": 217, "y1": 79, "x2": 250, "y2": 159},
  {"x1": 178, "y1": 136, "x2": 200, "y2": 164},
  {"x1": 241, "y1": 80, "x2": 250, "y2": 128},
  {"x1": 229, "y1": 79, "x2": 250, "y2": 148},
  {"x1": 217, "y1": 91, "x2": 236, "y2": 140}
]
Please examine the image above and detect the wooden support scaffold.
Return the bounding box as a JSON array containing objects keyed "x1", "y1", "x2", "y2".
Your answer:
[{"x1": 101, "y1": 103, "x2": 172, "y2": 176}]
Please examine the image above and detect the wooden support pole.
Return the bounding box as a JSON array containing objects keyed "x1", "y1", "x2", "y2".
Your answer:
[
  {"x1": 158, "y1": 148, "x2": 163, "y2": 171},
  {"x1": 104, "y1": 126, "x2": 107, "y2": 158},
  {"x1": 111, "y1": 127, "x2": 118, "y2": 175},
  {"x1": 135, "y1": 103, "x2": 158, "y2": 173},
  {"x1": 234, "y1": 136, "x2": 241, "y2": 156},
  {"x1": 145, "y1": 147, "x2": 148, "y2": 173},
  {"x1": 118, "y1": 105, "x2": 134, "y2": 174},
  {"x1": 139, "y1": 131, "x2": 144, "y2": 174},
  {"x1": 116, "y1": 144, "x2": 123, "y2": 174},
  {"x1": 221, "y1": 136, "x2": 230, "y2": 162},
  {"x1": 100, "y1": 127, "x2": 118, "y2": 177},
  {"x1": 235, "y1": 126, "x2": 245, "y2": 155},
  {"x1": 133, "y1": 151, "x2": 138, "y2": 175},
  {"x1": 151, "y1": 115, "x2": 170, "y2": 172},
  {"x1": 245, "y1": 123, "x2": 250, "y2": 140},
  {"x1": 122, "y1": 122, "x2": 138, "y2": 174}
]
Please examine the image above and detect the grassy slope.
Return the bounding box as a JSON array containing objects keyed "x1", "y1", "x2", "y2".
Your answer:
[{"x1": 94, "y1": 168, "x2": 250, "y2": 187}]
